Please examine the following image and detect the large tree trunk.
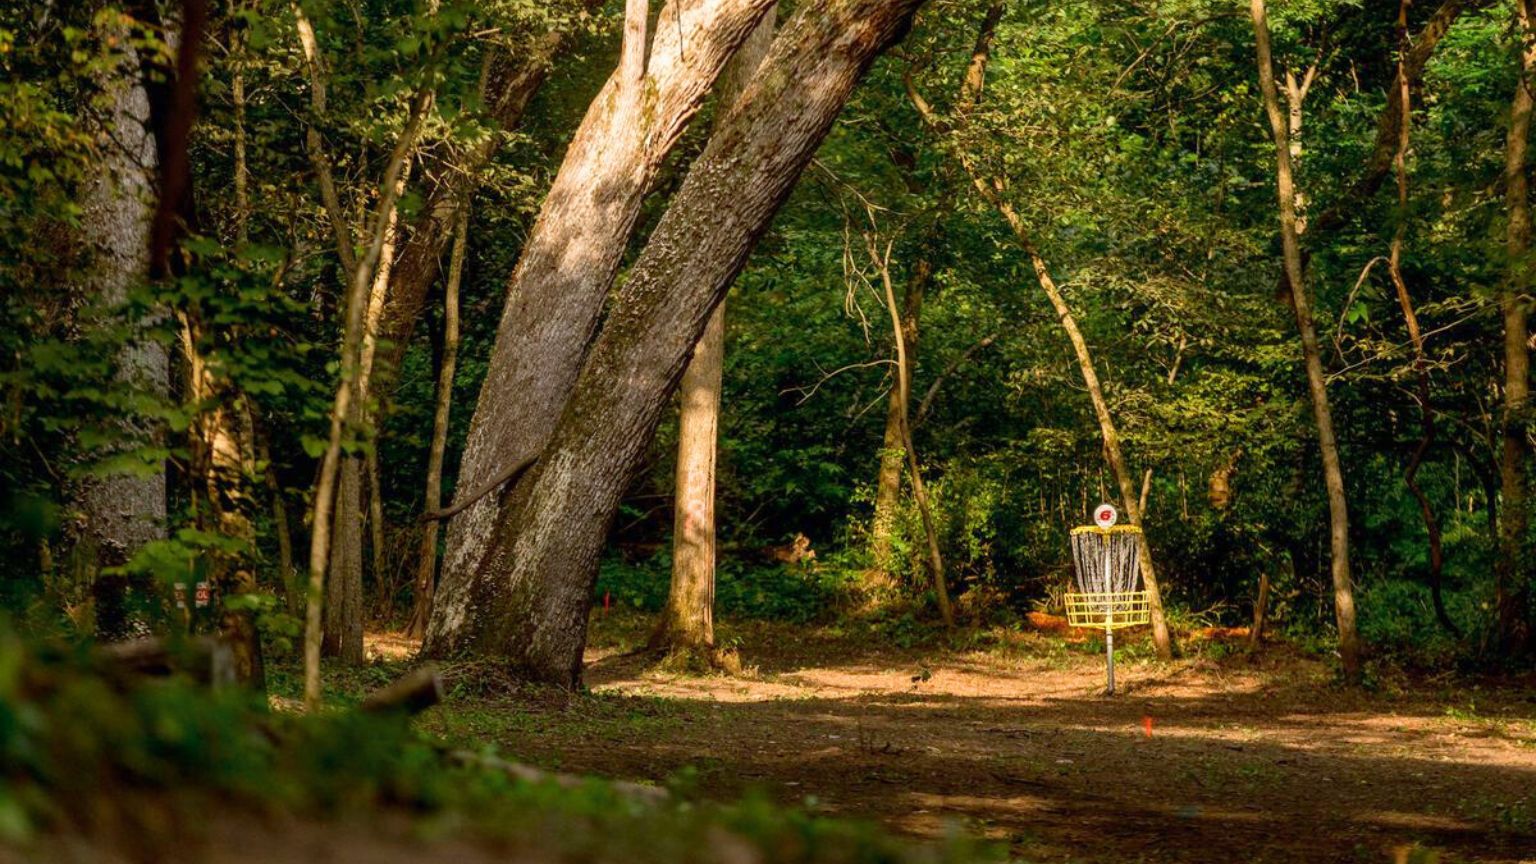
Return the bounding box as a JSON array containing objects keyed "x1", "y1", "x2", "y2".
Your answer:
[
  {"x1": 653, "y1": 9, "x2": 778, "y2": 658},
  {"x1": 427, "y1": 0, "x2": 926, "y2": 682},
  {"x1": 869, "y1": 259, "x2": 929, "y2": 583},
  {"x1": 428, "y1": 0, "x2": 779, "y2": 651},
  {"x1": 75, "y1": 33, "x2": 167, "y2": 638},
  {"x1": 1497, "y1": 0, "x2": 1536, "y2": 655},
  {"x1": 1251, "y1": 0, "x2": 1361, "y2": 682}
]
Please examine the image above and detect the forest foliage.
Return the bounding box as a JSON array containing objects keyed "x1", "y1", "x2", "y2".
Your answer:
[{"x1": 2, "y1": 0, "x2": 1535, "y2": 702}]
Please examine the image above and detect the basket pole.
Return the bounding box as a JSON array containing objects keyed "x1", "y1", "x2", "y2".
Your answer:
[
  {"x1": 1106, "y1": 627, "x2": 1115, "y2": 695},
  {"x1": 1102, "y1": 538, "x2": 1115, "y2": 696}
]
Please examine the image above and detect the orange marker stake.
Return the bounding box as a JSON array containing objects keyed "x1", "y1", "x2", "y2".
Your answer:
[{"x1": 1141, "y1": 716, "x2": 1154, "y2": 738}]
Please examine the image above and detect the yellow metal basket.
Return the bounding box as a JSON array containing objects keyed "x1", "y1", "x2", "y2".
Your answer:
[{"x1": 1064, "y1": 591, "x2": 1151, "y2": 629}]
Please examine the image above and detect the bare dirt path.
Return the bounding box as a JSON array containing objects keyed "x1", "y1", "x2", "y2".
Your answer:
[{"x1": 410, "y1": 617, "x2": 1536, "y2": 864}]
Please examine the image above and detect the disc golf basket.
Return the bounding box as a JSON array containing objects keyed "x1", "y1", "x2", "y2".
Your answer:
[{"x1": 1066, "y1": 504, "x2": 1149, "y2": 695}]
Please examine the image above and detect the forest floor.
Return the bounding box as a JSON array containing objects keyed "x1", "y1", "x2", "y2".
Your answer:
[{"x1": 349, "y1": 612, "x2": 1536, "y2": 864}]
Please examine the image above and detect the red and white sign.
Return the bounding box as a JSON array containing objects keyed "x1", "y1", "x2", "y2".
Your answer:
[{"x1": 1094, "y1": 503, "x2": 1118, "y2": 529}]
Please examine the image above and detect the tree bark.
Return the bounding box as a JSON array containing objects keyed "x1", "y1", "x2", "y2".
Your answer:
[
  {"x1": 426, "y1": 0, "x2": 927, "y2": 682},
  {"x1": 428, "y1": 0, "x2": 779, "y2": 651},
  {"x1": 1497, "y1": 0, "x2": 1536, "y2": 655},
  {"x1": 1251, "y1": 0, "x2": 1361, "y2": 682},
  {"x1": 74, "y1": 31, "x2": 167, "y2": 637},
  {"x1": 406, "y1": 204, "x2": 468, "y2": 641},
  {"x1": 654, "y1": 302, "x2": 728, "y2": 654}
]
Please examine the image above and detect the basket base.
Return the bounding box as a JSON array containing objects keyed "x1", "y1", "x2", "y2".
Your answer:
[{"x1": 1065, "y1": 591, "x2": 1151, "y2": 630}]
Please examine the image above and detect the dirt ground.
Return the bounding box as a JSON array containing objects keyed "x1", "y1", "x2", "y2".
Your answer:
[{"x1": 393, "y1": 615, "x2": 1536, "y2": 864}]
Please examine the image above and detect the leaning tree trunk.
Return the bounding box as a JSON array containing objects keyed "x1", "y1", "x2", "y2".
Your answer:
[
  {"x1": 74, "y1": 33, "x2": 168, "y2": 639},
  {"x1": 1251, "y1": 0, "x2": 1361, "y2": 682},
  {"x1": 1497, "y1": 0, "x2": 1536, "y2": 655},
  {"x1": 427, "y1": 0, "x2": 927, "y2": 683},
  {"x1": 428, "y1": 0, "x2": 779, "y2": 652},
  {"x1": 653, "y1": 8, "x2": 778, "y2": 659}
]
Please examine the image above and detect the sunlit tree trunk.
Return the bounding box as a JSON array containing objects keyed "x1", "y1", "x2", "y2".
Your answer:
[
  {"x1": 1498, "y1": 0, "x2": 1536, "y2": 654},
  {"x1": 429, "y1": 0, "x2": 927, "y2": 683},
  {"x1": 654, "y1": 303, "x2": 728, "y2": 653},
  {"x1": 406, "y1": 204, "x2": 469, "y2": 641},
  {"x1": 653, "y1": 9, "x2": 778, "y2": 659},
  {"x1": 427, "y1": 0, "x2": 779, "y2": 655},
  {"x1": 1251, "y1": 0, "x2": 1360, "y2": 682}
]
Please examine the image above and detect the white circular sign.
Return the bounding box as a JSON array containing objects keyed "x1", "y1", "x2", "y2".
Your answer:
[{"x1": 1094, "y1": 503, "x2": 1119, "y2": 529}]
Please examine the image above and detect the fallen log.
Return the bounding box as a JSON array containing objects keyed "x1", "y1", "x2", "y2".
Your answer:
[{"x1": 359, "y1": 665, "x2": 444, "y2": 716}]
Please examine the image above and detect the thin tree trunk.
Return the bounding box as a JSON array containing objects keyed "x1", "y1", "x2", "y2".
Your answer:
[
  {"x1": 870, "y1": 238, "x2": 952, "y2": 627},
  {"x1": 870, "y1": 259, "x2": 929, "y2": 583},
  {"x1": 428, "y1": 0, "x2": 778, "y2": 653},
  {"x1": 426, "y1": 0, "x2": 927, "y2": 682},
  {"x1": 1498, "y1": 0, "x2": 1536, "y2": 654},
  {"x1": 367, "y1": 446, "x2": 388, "y2": 616},
  {"x1": 293, "y1": 5, "x2": 357, "y2": 278},
  {"x1": 322, "y1": 124, "x2": 412, "y2": 665},
  {"x1": 301, "y1": 87, "x2": 431, "y2": 712},
  {"x1": 406, "y1": 203, "x2": 468, "y2": 641},
  {"x1": 652, "y1": 7, "x2": 776, "y2": 660},
  {"x1": 1250, "y1": 553, "x2": 1285, "y2": 653},
  {"x1": 255, "y1": 421, "x2": 297, "y2": 616},
  {"x1": 1386, "y1": 0, "x2": 1457, "y2": 638},
  {"x1": 654, "y1": 301, "x2": 727, "y2": 654},
  {"x1": 232, "y1": 4, "x2": 249, "y2": 247},
  {"x1": 1251, "y1": 0, "x2": 1361, "y2": 682}
]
